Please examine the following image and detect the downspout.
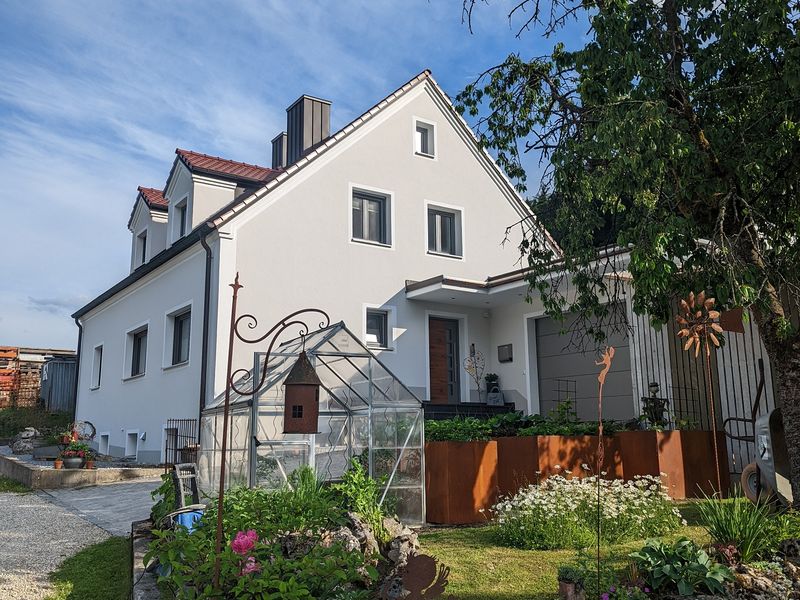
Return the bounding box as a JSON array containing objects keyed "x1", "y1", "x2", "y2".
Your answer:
[
  {"x1": 72, "y1": 317, "x2": 83, "y2": 422},
  {"x1": 199, "y1": 234, "x2": 213, "y2": 423}
]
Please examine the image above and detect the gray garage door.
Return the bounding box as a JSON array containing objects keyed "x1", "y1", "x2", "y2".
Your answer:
[{"x1": 536, "y1": 309, "x2": 634, "y2": 421}]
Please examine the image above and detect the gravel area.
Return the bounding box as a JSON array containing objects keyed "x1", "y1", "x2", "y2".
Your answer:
[{"x1": 0, "y1": 492, "x2": 109, "y2": 600}]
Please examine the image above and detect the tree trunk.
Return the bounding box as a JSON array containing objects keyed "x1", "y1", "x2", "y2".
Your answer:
[{"x1": 753, "y1": 311, "x2": 800, "y2": 506}]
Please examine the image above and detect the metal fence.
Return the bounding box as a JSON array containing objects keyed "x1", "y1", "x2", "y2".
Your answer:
[{"x1": 163, "y1": 418, "x2": 199, "y2": 471}]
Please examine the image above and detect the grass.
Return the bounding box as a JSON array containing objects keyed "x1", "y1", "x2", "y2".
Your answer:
[
  {"x1": 419, "y1": 507, "x2": 708, "y2": 600},
  {"x1": 45, "y1": 537, "x2": 130, "y2": 600},
  {"x1": 0, "y1": 475, "x2": 29, "y2": 493},
  {"x1": 0, "y1": 407, "x2": 71, "y2": 442}
]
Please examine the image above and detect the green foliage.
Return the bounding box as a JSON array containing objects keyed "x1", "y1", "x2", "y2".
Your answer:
[
  {"x1": 557, "y1": 564, "x2": 583, "y2": 583},
  {"x1": 147, "y1": 467, "x2": 378, "y2": 599},
  {"x1": 331, "y1": 459, "x2": 389, "y2": 543},
  {"x1": 150, "y1": 473, "x2": 176, "y2": 526},
  {"x1": 696, "y1": 492, "x2": 785, "y2": 563},
  {"x1": 630, "y1": 538, "x2": 732, "y2": 596},
  {"x1": 493, "y1": 475, "x2": 683, "y2": 550},
  {"x1": 0, "y1": 408, "x2": 71, "y2": 440},
  {"x1": 425, "y1": 405, "x2": 623, "y2": 442},
  {"x1": 0, "y1": 475, "x2": 29, "y2": 493},
  {"x1": 456, "y1": 0, "x2": 800, "y2": 352},
  {"x1": 45, "y1": 537, "x2": 130, "y2": 600}
]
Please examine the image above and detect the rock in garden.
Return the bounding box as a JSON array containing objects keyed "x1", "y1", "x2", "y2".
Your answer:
[
  {"x1": 11, "y1": 438, "x2": 35, "y2": 454},
  {"x1": 320, "y1": 526, "x2": 361, "y2": 553},
  {"x1": 347, "y1": 512, "x2": 380, "y2": 557},
  {"x1": 385, "y1": 531, "x2": 419, "y2": 567},
  {"x1": 279, "y1": 530, "x2": 318, "y2": 559},
  {"x1": 17, "y1": 427, "x2": 40, "y2": 439}
]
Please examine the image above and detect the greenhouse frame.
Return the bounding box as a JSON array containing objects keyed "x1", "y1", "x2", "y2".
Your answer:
[{"x1": 199, "y1": 322, "x2": 426, "y2": 524}]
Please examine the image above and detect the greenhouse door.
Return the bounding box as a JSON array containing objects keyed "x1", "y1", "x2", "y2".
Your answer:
[{"x1": 429, "y1": 318, "x2": 460, "y2": 404}]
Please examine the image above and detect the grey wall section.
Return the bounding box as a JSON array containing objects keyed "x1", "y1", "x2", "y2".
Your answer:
[
  {"x1": 536, "y1": 310, "x2": 633, "y2": 421},
  {"x1": 40, "y1": 357, "x2": 77, "y2": 413}
]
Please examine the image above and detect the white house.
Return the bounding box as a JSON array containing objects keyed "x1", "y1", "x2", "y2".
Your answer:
[{"x1": 72, "y1": 70, "x2": 773, "y2": 468}]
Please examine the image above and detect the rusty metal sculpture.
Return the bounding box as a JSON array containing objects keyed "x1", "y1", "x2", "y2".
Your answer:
[
  {"x1": 212, "y1": 273, "x2": 330, "y2": 588},
  {"x1": 593, "y1": 345, "x2": 615, "y2": 598},
  {"x1": 676, "y1": 291, "x2": 724, "y2": 494}
]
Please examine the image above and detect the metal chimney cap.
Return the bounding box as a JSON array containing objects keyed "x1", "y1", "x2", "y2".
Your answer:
[{"x1": 284, "y1": 351, "x2": 322, "y2": 386}]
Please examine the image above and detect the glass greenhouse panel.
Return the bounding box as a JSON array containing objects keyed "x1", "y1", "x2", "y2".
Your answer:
[{"x1": 200, "y1": 322, "x2": 425, "y2": 524}]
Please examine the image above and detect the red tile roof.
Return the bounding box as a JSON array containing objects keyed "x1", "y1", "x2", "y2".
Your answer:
[
  {"x1": 137, "y1": 186, "x2": 168, "y2": 210},
  {"x1": 175, "y1": 149, "x2": 280, "y2": 184}
]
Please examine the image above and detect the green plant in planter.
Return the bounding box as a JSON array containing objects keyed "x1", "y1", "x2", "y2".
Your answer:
[
  {"x1": 557, "y1": 564, "x2": 584, "y2": 584},
  {"x1": 425, "y1": 417, "x2": 492, "y2": 442},
  {"x1": 332, "y1": 459, "x2": 389, "y2": 543},
  {"x1": 629, "y1": 538, "x2": 732, "y2": 596},
  {"x1": 484, "y1": 372, "x2": 499, "y2": 392}
]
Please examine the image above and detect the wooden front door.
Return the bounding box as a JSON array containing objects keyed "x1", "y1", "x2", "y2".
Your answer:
[{"x1": 429, "y1": 318, "x2": 460, "y2": 404}]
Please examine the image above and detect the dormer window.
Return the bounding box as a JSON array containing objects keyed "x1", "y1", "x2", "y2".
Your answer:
[
  {"x1": 137, "y1": 230, "x2": 148, "y2": 265},
  {"x1": 414, "y1": 120, "x2": 435, "y2": 158}
]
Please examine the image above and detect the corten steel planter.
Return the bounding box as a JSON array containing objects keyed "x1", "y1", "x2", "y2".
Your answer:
[
  {"x1": 616, "y1": 430, "x2": 660, "y2": 480},
  {"x1": 425, "y1": 440, "x2": 498, "y2": 525},
  {"x1": 656, "y1": 430, "x2": 730, "y2": 499},
  {"x1": 535, "y1": 435, "x2": 622, "y2": 479},
  {"x1": 495, "y1": 436, "x2": 539, "y2": 496}
]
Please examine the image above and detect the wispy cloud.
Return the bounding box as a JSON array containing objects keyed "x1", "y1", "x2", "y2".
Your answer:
[{"x1": 0, "y1": 0, "x2": 570, "y2": 348}]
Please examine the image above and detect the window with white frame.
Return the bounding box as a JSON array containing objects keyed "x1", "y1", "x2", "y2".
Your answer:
[
  {"x1": 128, "y1": 326, "x2": 148, "y2": 377},
  {"x1": 90, "y1": 345, "x2": 103, "y2": 389},
  {"x1": 352, "y1": 190, "x2": 390, "y2": 245},
  {"x1": 365, "y1": 309, "x2": 389, "y2": 348},
  {"x1": 415, "y1": 120, "x2": 435, "y2": 157},
  {"x1": 427, "y1": 205, "x2": 463, "y2": 257},
  {"x1": 176, "y1": 200, "x2": 188, "y2": 238},
  {"x1": 137, "y1": 230, "x2": 148, "y2": 265},
  {"x1": 169, "y1": 309, "x2": 191, "y2": 366}
]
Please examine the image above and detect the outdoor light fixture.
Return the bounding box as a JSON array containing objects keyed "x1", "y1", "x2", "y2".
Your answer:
[
  {"x1": 283, "y1": 350, "x2": 322, "y2": 434},
  {"x1": 648, "y1": 381, "x2": 660, "y2": 397}
]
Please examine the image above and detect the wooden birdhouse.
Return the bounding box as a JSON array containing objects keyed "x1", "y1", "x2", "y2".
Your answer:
[{"x1": 283, "y1": 351, "x2": 322, "y2": 434}]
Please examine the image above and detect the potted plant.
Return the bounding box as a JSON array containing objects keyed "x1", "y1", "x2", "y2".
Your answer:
[
  {"x1": 53, "y1": 456, "x2": 63, "y2": 470},
  {"x1": 557, "y1": 565, "x2": 586, "y2": 600},
  {"x1": 484, "y1": 372, "x2": 500, "y2": 393},
  {"x1": 61, "y1": 441, "x2": 90, "y2": 469},
  {"x1": 84, "y1": 450, "x2": 96, "y2": 470},
  {"x1": 58, "y1": 430, "x2": 72, "y2": 445}
]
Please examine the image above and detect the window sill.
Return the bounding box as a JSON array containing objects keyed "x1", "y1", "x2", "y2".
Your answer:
[
  {"x1": 427, "y1": 250, "x2": 463, "y2": 260},
  {"x1": 415, "y1": 151, "x2": 435, "y2": 159},
  {"x1": 122, "y1": 373, "x2": 145, "y2": 382},
  {"x1": 89, "y1": 386, "x2": 100, "y2": 391},
  {"x1": 367, "y1": 345, "x2": 394, "y2": 352},
  {"x1": 351, "y1": 238, "x2": 393, "y2": 250},
  {"x1": 163, "y1": 361, "x2": 189, "y2": 372}
]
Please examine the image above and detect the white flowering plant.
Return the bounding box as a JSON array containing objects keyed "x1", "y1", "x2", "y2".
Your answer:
[{"x1": 492, "y1": 473, "x2": 685, "y2": 550}]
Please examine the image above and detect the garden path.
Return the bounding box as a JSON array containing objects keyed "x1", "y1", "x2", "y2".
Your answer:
[
  {"x1": 37, "y1": 476, "x2": 161, "y2": 536},
  {"x1": 0, "y1": 491, "x2": 108, "y2": 599}
]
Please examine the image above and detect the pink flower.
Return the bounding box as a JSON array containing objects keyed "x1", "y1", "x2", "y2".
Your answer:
[
  {"x1": 240, "y1": 556, "x2": 261, "y2": 576},
  {"x1": 231, "y1": 530, "x2": 258, "y2": 556}
]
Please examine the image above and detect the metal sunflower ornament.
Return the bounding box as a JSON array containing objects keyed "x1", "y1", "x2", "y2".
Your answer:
[
  {"x1": 676, "y1": 291, "x2": 724, "y2": 494},
  {"x1": 676, "y1": 291, "x2": 723, "y2": 357}
]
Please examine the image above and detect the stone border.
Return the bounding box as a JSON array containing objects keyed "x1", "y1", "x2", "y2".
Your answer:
[
  {"x1": 131, "y1": 519, "x2": 160, "y2": 600},
  {"x1": 0, "y1": 454, "x2": 162, "y2": 489}
]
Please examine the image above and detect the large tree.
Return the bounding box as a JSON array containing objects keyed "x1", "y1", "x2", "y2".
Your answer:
[{"x1": 457, "y1": 0, "x2": 800, "y2": 498}]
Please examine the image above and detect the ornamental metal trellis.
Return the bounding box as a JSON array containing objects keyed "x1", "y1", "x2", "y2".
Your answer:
[{"x1": 199, "y1": 321, "x2": 426, "y2": 525}]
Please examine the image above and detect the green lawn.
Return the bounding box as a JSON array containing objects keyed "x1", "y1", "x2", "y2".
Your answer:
[
  {"x1": 420, "y1": 515, "x2": 708, "y2": 600},
  {"x1": 0, "y1": 475, "x2": 29, "y2": 493},
  {"x1": 45, "y1": 537, "x2": 130, "y2": 600}
]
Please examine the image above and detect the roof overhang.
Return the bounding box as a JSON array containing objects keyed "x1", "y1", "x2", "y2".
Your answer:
[{"x1": 405, "y1": 273, "x2": 531, "y2": 308}]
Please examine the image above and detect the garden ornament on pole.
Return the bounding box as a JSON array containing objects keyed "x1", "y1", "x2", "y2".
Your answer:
[
  {"x1": 676, "y1": 291, "x2": 724, "y2": 495},
  {"x1": 212, "y1": 273, "x2": 330, "y2": 589},
  {"x1": 594, "y1": 345, "x2": 615, "y2": 598}
]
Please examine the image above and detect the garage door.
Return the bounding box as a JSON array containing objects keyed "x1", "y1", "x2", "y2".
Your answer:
[{"x1": 536, "y1": 308, "x2": 634, "y2": 421}]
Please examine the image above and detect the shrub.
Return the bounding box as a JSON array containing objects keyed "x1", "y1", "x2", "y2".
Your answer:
[
  {"x1": 696, "y1": 491, "x2": 780, "y2": 563},
  {"x1": 630, "y1": 538, "x2": 732, "y2": 596},
  {"x1": 331, "y1": 459, "x2": 389, "y2": 542},
  {"x1": 425, "y1": 417, "x2": 491, "y2": 441},
  {"x1": 492, "y1": 474, "x2": 683, "y2": 550}
]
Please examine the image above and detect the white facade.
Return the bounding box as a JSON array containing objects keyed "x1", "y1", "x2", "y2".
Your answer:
[{"x1": 75, "y1": 71, "x2": 647, "y2": 463}]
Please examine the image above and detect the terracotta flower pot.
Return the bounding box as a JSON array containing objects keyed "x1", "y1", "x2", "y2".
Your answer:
[
  {"x1": 53, "y1": 459, "x2": 63, "y2": 470},
  {"x1": 84, "y1": 460, "x2": 95, "y2": 470},
  {"x1": 60, "y1": 435, "x2": 71, "y2": 445}
]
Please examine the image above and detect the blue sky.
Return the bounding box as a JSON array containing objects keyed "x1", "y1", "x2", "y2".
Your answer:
[{"x1": 0, "y1": 1, "x2": 585, "y2": 349}]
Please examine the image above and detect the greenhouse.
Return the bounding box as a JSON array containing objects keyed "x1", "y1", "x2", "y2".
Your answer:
[{"x1": 198, "y1": 322, "x2": 426, "y2": 524}]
